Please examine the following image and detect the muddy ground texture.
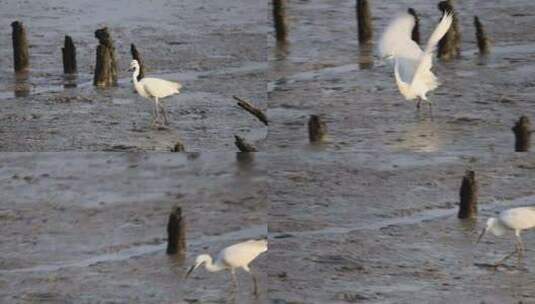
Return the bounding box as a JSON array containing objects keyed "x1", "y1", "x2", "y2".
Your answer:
[
  {"x1": 0, "y1": 153, "x2": 267, "y2": 303},
  {"x1": 0, "y1": 0, "x2": 267, "y2": 151},
  {"x1": 267, "y1": 0, "x2": 535, "y2": 153},
  {"x1": 268, "y1": 152, "x2": 535, "y2": 304}
]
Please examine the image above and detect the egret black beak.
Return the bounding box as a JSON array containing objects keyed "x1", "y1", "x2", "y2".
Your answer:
[
  {"x1": 184, "y1": 265, "x2": 196, "y2": 280},
  {"x1": 476, "y1": 228, "x2": 486, "y2": 244}
]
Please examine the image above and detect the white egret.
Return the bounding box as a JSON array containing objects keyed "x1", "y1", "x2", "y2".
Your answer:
[
  {"x1": 477, "y1": 207, "x2": 535, "y2": 265},
  {"x1": 128, "y1": 60, "x2": 182, "y2": 127},
  {"x1": 379, "y1": 11, "x2": 453, "y2": 109},
  {"x1": 185, "y1": 239, "x2": 268, "y2": 295}
]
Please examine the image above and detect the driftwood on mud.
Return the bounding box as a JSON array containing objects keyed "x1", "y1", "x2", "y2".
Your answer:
[
  {"x1": 93, "y1": 27, "x2": 117, "y2": 87},
  {"x1": 130, "y1": 43, "x2": 144, "y2": 80},
  {"x1": 408, "y1": 8, "x2": 420, "y2": 45},
  {"x1": 11, "y1": 21, "x2": 29, "y2": 72},
  {"x1": 272, "y1": 0, "x2": 288, "y2": 42},
  {"x1": 308, "y1": 115, "x2": 327, "y2": 143},
  {"x1": 356, "y1": 0, "x2": 373, "y2": 44},
  {"x1": 62, "y1": 35, "x2": 77, "y2": 74},
  {"x1": 167, "y1": 206, "x2": 186, "y2": 255},
  {"x1": 234, "y1": 135, "x2": 257, "y2": 152},
  {"x1": 474, "y1": 16, "x2": 490, "y2": 55},
  {"x1": 458, "y1": 170, "x2": 478, "y2": 219},
  {"x1": 234, "y1": 96, "x2": 268, "y2": 126},
  {"x1": 512, "y1": 116, "x2": 531, "y2": 152},
  {"x1": 437, "y1": 1, "x2": 461, "y2": 60}
]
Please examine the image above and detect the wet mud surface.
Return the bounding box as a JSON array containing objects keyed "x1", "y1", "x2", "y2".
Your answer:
[
  {"x1": 0, "y1": 153, "x2": 267, "y2": 303},
  {"x1": 267, "y1": 0, "x2": 535, "y2": 153},
  {"x1": 0, "y1": 0, "x2": 267, "y2": 151},
  {"x1": 268, "y1": 152, "x2": 535, "y2": 303}
]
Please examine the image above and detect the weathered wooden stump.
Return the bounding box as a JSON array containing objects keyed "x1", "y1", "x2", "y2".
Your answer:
[
  {"x1": 11, "y1": 21, "x2": 29, "y2": 72},
  {"x1": 235, "y1": 135, "x2": 258, "y2": 152},
  {"x1": 167, "y1": 206, "x2": 186, "y2": 255},
  {"x1": 474, "y1": 16, "x2": 490, "y2": 55},
  {"x1": 234, "y1": 96, "x2": 268, "y2": 126},
  {"x1": 308, "y1": 115, "x2": 327, "y2": 143},
  {"x1": 512, "y1": 116, "x2": 531, "y2": 152},
  {"x1": 458, "y1": 170, "x2": 478, "y2": 219},
  {"x1": 437, "y1": 1, "x2": 461, "y2": 60},
  {"x1": 408, "y1": 8, "x2": 420, "y2": 45},
  {"x1": 171, "y1": 141, "x2": 185, "y2": 152},
  {"x1": 62, "y1": 35, "x2": 77, "y2": 74},
  {"x1": 356, "y1": 0, "x2": 373, "y2": 44},
  {"x1": 273, "y1": 0, "x2": 288, "y2": 43},
  {"x1": 130, "y1": 44, "x2": 144, "y2": 80},
  {"x1": 93, "y1": 27, "x2": 117, "y2": 87}
]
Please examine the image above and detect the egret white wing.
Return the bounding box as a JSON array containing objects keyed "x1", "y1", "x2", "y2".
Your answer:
[
  {"x1": 500, "y1": 207, "x2": 535, "y2": 230},
  {"x1": 219, "y1": 239, "x2": 267, "y2": 267},
  {"x1": 379, "y1": 14, "x2": 422, "y2": 60},
  {"x1": 141, "y1": 78, "x2": 182, "y2": 99}
]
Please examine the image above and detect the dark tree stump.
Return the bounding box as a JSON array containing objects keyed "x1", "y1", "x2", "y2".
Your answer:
[
  {"x1": 512, "y1": 116, "x2": 531, "y2": 152},
  {"x1": 172, "y1": 141, "x2": 185, "y2": 152},
  {"x1": 62, "y1": 35, "x2": 77, "y2": 74},
  {"x1": 474, "y1": 16, "x2": 490, "y2": 55},
  {"x1": 437, "y1": 1, "x2": 461, "y2": 60},
  {"x1": 408, "y1": 8, "x2": 420, "y2": 45},
  {"x1": 11, "y1": 21, "x2": 29, "y2": 72},
  {"x1": 167, "y1": 206, "x2": 186, "y2": 255},
  {"x1": 458, "y1": 170, "x2": 478, "y2": 219},
  {"x1": 273, "y1": 0, "x2": 288, "y2": 42},
  {"x1": 356, "y1": 0, "x2": 373, "y2": 44},
  {"x1": 308, "y1": 115, "x2": 327, "y2": 143},
  {"x1": 130, "y1": 43, "x2": 144, "y2": 80},
  {"x1": 93, "y1": 27, "x2": 117, "y2": 87},
  {"x1": 234, "y1": 135, "x2": 257, "y2": 152}
]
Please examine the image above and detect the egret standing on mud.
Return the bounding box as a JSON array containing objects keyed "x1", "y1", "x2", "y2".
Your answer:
[
  {"x1": 379, "y1": 12, "x2": 453, "y2": 109},
  {"x1": 185, "y1": 239, "x2": 268, "y2": 295},
  {"x1": 477, "y1": 207, "x2": 535, "y2": 265},
  {"x1": 129, "y1": 60, "x2": 182, "y2": 127}
]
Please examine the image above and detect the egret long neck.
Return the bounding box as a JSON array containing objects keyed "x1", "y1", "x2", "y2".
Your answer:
[
  {"x1": 204, "y1": 256, "x2": 226, "y2": 273},
  {"x1": 132, "y1": 68, "x2": 142, "y2": 91}
]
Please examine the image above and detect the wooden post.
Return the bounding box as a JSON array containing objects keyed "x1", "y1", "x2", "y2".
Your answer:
[
  {"x1": 234, "y1": 96, "x2": 268, "y2": 126},
  {"x1": 167, "y1": 206, "x2": 186, "y2": 255},
  {"x1": 437, "y1": 1, "x2": 461, "y2": 60},
  {"x1": 11, "y1": 21, "x2": 29, "y2": 72},
  {"x1": 62, "y1": 35, "x2": 77, "y2": 74},
  {"x1": 130, "y1": 44, "x2": 144, "y2": 80},
  {"x1": 172, "y1": 141, "x2": 185, "y2": 152},
  {"x1": 235, "y1": 135, "x2": 257, "y2": 152},
  {"x1": 408, "y1": 8, "x2": 420, "y2": 45},
  {"x1": 356, "y1": 0, "x2": 372, "y2": 44},
  {"x1": 93, "y1": 27, "x2": 118, "y2": 87},
  {"x1": 458, "y1": 170, "x2": 478, "y2": 219},
  {"x1": 308, "y1": 115, "x2": 326, "y2": 143},
  {"x1": 474, "y1": 16, "x2": 490, "y2": 55},
  {"x1": 272, "y1": 0, "x2": 288, "y2": 43},
  {"x1": 512, "y1": 116, "x2": 531, "y2": 152}
]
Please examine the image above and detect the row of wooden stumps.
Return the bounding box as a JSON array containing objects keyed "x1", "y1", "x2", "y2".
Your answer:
[{"x1": 11, "y1": 22, "x2": 145, "y2": 87}]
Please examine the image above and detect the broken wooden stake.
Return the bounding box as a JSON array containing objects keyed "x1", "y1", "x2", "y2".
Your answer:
[
  {"x1": 356, "y1": 0, "x2": 373, "y2": 44},
  {"x1": 408, "y1": 8, "x2": 420, "y2": 45},
  {"x1": 167, "y1": 206, "x2": 186, "y2": 255},
  {"x1": 272, "y1": 0, "x2": 288, "y2": 43},
  {"x1": 234, "y1": 96, "x2": 268, "y2": 126},
  {"x1": 11, "y1": 21, "x2": 29, "y2": 72},
  {"x1": 234, "y1": 135, "x2": 257, "y2": 152},
  {"x1": 93, "y1": 27, "x2": 117, "y2": 87},
  {"x1": 130, "y1": 43, "x2": 144, "y2": 81},
  {"x1": 512, "y1": 116, "x2": 531, "y2": 152},
  {"x1": 171, "y1": 141, "x2": 185, "y2": 152},
  {"x1": 458, "y1": 170, "x2": 478, "y2": 219},
  {"x1": 474, "y1": 16, "x2": 490, "y2": 55},
  {"x1": 62, "y1": 35, "x2": 77, "y2": 74},
  {"x1": 308, "y1": 115, "x2": 327, "y2": 143},
  {"x1": 437, "y1": 1, "x2": 461, "y2": 60}
]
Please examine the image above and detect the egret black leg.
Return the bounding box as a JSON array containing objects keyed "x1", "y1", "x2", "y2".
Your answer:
[{"x1": 159, "y1": 103, "x2": 169, "y2": 125}]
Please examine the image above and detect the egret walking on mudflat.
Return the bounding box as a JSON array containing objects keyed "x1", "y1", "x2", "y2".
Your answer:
[
  {"x1": 477, "y1": 207, "x2": 535, "y2": 266},
  {"x1": 185, "y1": 239, "x2": 268, "y2": 295},
  {"x1": 379, "y1": 11, "x2": 453, "y2": 110},
  {"x1": 128, "y1": 60, "x2": 182, "y2": 127}
]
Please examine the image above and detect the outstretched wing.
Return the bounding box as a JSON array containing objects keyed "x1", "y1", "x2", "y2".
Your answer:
[
  {"x1": 379, "y1": 13, "x2": 422, "y2": 61},
  {"x1": 411, "y1": 12, "x2": 453, "y2": 86}
]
